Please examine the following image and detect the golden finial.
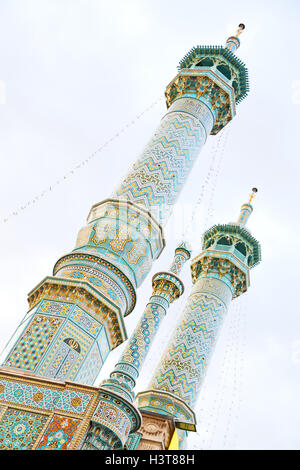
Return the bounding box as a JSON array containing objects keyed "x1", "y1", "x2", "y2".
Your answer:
[
  {"x1": 235, "y1": 23, "x2": 245, "y2": 37},
  {"x1": 248, "y1": 187, "x2": 258, "y2": 205}
]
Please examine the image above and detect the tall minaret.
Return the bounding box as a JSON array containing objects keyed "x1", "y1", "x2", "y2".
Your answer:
[
  {"x1": 1, "y1": 25, "x2": 248, "y2": 386},
  {"x1": 136, "y1": 188, "x2": 261, "y2": 449}
]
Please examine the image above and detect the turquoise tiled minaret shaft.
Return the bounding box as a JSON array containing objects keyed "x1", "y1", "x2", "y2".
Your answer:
[
  {"x1": 136, "y1": 188, "x2": 261, "y2": 446},
  {"x1": 81, "y1": 242, "x2": 192, "y2": 450}
]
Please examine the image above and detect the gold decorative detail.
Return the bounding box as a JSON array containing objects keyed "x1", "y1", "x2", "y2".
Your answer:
[
  {"x1": 27, "y1": 281, "x2": 123, "y2": 349},
  {"x1": 33, "y1": 392, "x2": 44, "y2": 403},
  {"x1": 0, "y1": 384, "x2": 5, "y2": 393},
  {"x1": 191, "y1": 255, "x2": 247, "y2": 298},
  {"x1": 165, "y1": 74, "x2": 232, "y2": 135},
  {"x1": 71, "y1": 397, "x2": 82, "y2": 408},
  {"x1": 152, "y1": 279, "x2": 181, "y2": 303}
]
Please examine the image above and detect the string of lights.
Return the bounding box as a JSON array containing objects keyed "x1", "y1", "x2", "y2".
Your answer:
[
  {"x1": 206, "y1": 306, "x2": 237, "y2": 449},
  {"x1": 230, "y1": 296, "x2": 248, "y2": 449},
  {"x1": 203, "y1": 125, "x2": 231, "y2": 231},
  {"x1": 188, "y1": 310, "x2": 237, "y2": 450},
  {"x1": 1, "y1": 97, "x2": 163, "y2": 225}
]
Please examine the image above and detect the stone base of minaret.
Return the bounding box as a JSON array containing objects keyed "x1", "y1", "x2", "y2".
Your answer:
[
  {"x1": 135, "y1": 390, "x2": 196, "y2": 450},
  {"x1": 136, "y1": 411, "x2": 175, "y2": 450}
]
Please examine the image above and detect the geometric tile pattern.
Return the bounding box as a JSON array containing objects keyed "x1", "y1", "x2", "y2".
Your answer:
[
  {"x1": 0, "y1": 379, "x2": 94, "y2": 415},
  {"x1": 36, "y1": 415, "x2": 80, "y2": 450},
  {"x1": 76, "y1": 342, "x2": 102, "y2": 385},
  {"x1": 150, "y1": 279, "x2": 230, "y2": 408},
  {"x1": 0, "y1": 408, "x2": 48, "y2": 450},
  {"x1": 113, "y1": 98, "x2": 214, "y2": 226},
  {"x1": 101, "y1": 243, "x2": 190, "y2": 408},
  {"x1": 120, "y1": 302, "x2": 165, "y2": 370},
  {"x1": 4, "y1": 315, "x2": 63, "y2": 372},
  {"x1": 91, "y1": 245, "x2": 190, "y2": 449},
  {"x1": 70, "y1": 306, "x2": 102, "y2": 338},
  {"x1": 87, "y1": 216, "x2": 155, "y2": 287},
  {"x1": 43, "y1": 338, "x2": 81, "y2": 381},
  {"x1": 169, "y1": 242, "x2": 192, "y2": 276},
  {"x1": 41, "y1": 321, "x2": 94, "y2": 381},
  {"x1": 125, "y1": 432, "x2": 142, "y2": 450},
  {"x1": 38, "y1": 300, "x2": 72, "y2": 317},
  {"x1": 66, "y1": 270, "x2": 123, "y2": 308},
  {"x1": 4, "y1": 298, "x2": 110, "y2": 386},
  {"x1": 97, "y1": 328, "x2": 110, "y2": 362}
]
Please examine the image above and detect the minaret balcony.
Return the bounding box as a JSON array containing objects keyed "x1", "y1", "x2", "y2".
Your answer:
[{"x1": 165, "y1": 68, "x2": 236, "y2": 134}]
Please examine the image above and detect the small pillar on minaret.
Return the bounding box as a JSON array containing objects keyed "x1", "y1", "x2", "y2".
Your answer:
[
  {"x1": 81, "y1": 242, "x2": 192, "y2": 450},
  {"x1": 225, "y1": 23, "x2": 245, "y2": 52},
  {"x1": 236, "y1": 187, "x2": 257, "y2": 225},
  {"x1": 136, "y1": 188, "x2": 261, "y2": 449}
]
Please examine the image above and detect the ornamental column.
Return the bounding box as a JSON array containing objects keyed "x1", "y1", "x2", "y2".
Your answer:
[
  {"x1": 136, "y1": 188, "x2": 261, "y2": 449},
  {"x1": 81, "y1": 242, "x2": 192, "y2": 450}
]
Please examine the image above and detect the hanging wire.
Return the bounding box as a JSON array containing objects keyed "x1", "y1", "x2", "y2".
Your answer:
[
  {"x1": 221, "y1": 299, "x2": 242, "y2": 449},
  {"x1": 206, "y1": 306, "x2": 237, "y2": 449},
  {"x1": 183, "y1": 125, "x2": 233, "y2": 450},
  {"x1": 0, "y1": 309, "x2": 35, "y2": 363},
  {"x1": 1, "y1": 97, "x2": 163, "y2": 225},
  {"x1": 187, "y1": 310, "x2": 237, "y2": 450},
  {"x1": 229, "y1": 296, "x2": 248, "y2": 449},
  {"x1": 203, "y1": 125, "x2": 231, "y2": 231}
]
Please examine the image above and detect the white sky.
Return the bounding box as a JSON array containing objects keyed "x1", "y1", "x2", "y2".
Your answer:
[{"x1": 0, "y1": 0, "x2": 299, "y2": 450}]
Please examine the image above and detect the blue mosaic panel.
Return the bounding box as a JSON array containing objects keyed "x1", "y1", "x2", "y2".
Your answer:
[
  {"x1": 40, "y1": 321, "x2": 93, "y2": 381},
  {"x1": 113, "y1": 102, "x2": 210, "y2": 226},
  {"x1": 38, "y1": 300, "x2": 72, "y2": 317},
  {"x1": 70, "y1": 306, "x2": 102, "y2": 338},
  {"x1": 42, "y1": 338, "x2": 81, "y2": 381},
  {"x1": 0, "y1": 408, "x2": 48, "y2": 450},
  {"x1": 4, "y1": 315, "x2": 63, "y2": 372},
  {"x1": 120, "y1": 303, "x2": 165, "y2": 369},
  {"x1": 98, "y1": 328, "x2": 110, "y2": 362},
  {"x1": 0, "y1": 379, "x2": 93, "y2": 415}
]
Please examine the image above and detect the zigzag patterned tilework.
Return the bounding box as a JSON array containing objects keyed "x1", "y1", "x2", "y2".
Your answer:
[
  {"x1": 169, "y1": 242, "x2": 192, "y2": 276},
  {"x1": 4, "y1": 299, "x2": 110, "y2": 385},
  {"x1": 112, "y1": 98, "x2": 214, "y2": 226},
  {"x1": 149, "y1": 277, "x2": 232, "y2": 408}
]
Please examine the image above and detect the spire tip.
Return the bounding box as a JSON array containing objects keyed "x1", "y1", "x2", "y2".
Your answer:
[
  {"x1": 237, "y1": 23, "x2": 246, "y2": 36},
  {"x1": 248, "y1": 187, "x2": 258, "y2": 204},
  {"x1": 226, "y1": 24, "x2": 246, "y2": 52}
]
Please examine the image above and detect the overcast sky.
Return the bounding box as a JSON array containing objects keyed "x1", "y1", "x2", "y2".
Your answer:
[{"x1": 0, "y1": 0, "x2": 299, "y2": 450}]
